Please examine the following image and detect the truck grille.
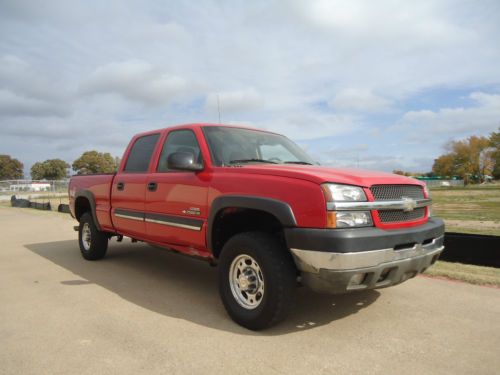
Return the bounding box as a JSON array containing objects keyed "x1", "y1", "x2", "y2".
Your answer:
[
  {"x1": 370, "y1": 184, "x2": 424, "y2": 201},
  {"x1": 378, "y1": 208, "x2": 426, "y2": 223},
  {"x1": 370, "y1": 185, "x2": 425, "y2": 223}
]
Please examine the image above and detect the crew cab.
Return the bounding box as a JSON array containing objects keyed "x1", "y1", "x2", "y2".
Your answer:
[{"x1": 69, "y1": 124, "x2": 445, "y2": 330}]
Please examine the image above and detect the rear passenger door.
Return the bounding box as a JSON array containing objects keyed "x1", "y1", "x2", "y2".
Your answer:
[
  {"x1": 111, "y1": 133, "x2": 160, "y2": 238},
  {"x1": 144, "y1": 129, "x2": 209, "y2": 252}
]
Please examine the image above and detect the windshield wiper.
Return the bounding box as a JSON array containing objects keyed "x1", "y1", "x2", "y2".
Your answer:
[
  {"x1": 229, "y1": 158, "x2": 278, "y2": 164},
  {"x1": 284, "y1": 161, "x2": 313, "y2": 165}
]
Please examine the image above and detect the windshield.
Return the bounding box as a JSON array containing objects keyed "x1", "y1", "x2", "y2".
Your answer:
[{"x1": 202, "y1": 126, "x2": 316, "y2": 166}]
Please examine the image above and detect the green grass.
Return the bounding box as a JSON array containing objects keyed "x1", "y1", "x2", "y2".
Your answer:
[
  {"x1": 444, "y1": 227, "x2": 500, "y2": 236},
  {"x1": 425, "y1": 261, "x2": 500, "y2": 287},
  {"x1": 430, "y1": 184, "x2": 500, "y2": 235}
]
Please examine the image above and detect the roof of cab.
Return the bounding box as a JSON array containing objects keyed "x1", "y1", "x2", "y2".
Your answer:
[{"x1": 132, "y1": 123, "x2": 280, "y2": 139}]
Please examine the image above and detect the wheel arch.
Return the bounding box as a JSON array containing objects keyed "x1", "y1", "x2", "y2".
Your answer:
[
  {"x1": 74, "y1": 190, "x2": 101, "y2": 231},
  {"x1": 208, "y1": 195, "x2": 297, "y2": 258}
]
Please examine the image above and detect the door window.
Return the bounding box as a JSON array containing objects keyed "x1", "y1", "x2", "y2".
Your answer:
[
  {"x1": 157, "y1": 130, "x2": 202, "y2": 172},
  {"x1": 124, "y1": 134, "x2": 160, "y2": 172}
]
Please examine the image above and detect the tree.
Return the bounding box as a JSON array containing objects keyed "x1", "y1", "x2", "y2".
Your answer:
[
  {"x1": 0, "y1": 155, "x2": 24, "y2": 180},
  {"x1": 490, "y1": 128, "x2": 500, "y2": 179},
  {"x1": 432, "y1": 154, "x2": 456, "y2": 177},
  {"x1": 31, "y1": 159, "x2": 70, "y2": 180},
  {"x1": 72, "y1": 151, "x2": 118, "y2": 174},
  {"x1": 432, "y1": 135, "x2": 492, "y2": 182}
]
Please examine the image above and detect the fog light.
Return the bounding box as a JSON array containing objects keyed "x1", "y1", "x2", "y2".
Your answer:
[
  {"x1": 349, "y1": 273, "x2": 365, "y2": 286},
  {"x1": 336, "y1": 211, "x2": 373, "y2": 228}
]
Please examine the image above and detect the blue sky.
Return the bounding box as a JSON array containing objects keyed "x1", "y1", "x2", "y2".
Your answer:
[{"x1": 0, "y1": 0, "x2": 499, "y2": 176}]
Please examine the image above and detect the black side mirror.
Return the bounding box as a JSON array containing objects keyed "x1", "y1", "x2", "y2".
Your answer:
[{"x1": 167, "y1": 152, "x2": 203, "y2": 171}]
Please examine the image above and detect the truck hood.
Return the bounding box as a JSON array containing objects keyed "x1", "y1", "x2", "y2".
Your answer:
[{"x1": 225, "y1": 164, "x2": 423, "y2": 187}]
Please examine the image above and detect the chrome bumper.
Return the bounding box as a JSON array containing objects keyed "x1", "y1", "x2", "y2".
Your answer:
[
  {"x1": 291, "y1": 235, "x2": 444, "y2": 294},
  {"x1": 291, "y1": 235, "x2": 444, "y2": 274}
]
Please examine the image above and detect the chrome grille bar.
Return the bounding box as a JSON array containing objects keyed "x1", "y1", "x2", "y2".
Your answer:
[{"x1": 327, "y1": 198, "x2": 431, "y2": 211}]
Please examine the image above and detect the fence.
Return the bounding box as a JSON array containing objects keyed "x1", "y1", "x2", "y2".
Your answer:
[
  {"x1": 0, "y1": 179, "x2": 69, "y2": 194},
  {"x1": 423, "y1": 179, "x2": 465, "y2": 188},
  {"x1": 0, "y1": 180, "x2": 69, "y2": 208}
]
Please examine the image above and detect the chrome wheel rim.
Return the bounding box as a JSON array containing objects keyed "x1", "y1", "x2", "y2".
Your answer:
[
  {"x1": 82, "y1": 223, "x2": 91, "y2": 251},
  {"x1": 229, "y1": 254, "x2": 265, "y2": 310}
]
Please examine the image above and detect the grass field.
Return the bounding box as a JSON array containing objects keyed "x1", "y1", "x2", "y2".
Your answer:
[
  {"x1": 424, "y1": 261, "x2": 500, "y2": 287},
  {"x1": 430, "y1": 184, "x2": 500, "y2": 236}
]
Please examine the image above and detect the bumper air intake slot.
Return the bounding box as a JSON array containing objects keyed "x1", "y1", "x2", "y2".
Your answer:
[{"x1": 394, "y1": 243, "x2": 416, "y2": 251}]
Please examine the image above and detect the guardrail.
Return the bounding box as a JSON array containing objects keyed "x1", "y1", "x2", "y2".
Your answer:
[{"x1": 440, "y1": 233, "x2": 500, "y2": 268}]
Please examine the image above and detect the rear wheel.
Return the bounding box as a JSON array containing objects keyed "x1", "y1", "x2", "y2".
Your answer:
[
  {"x1": 78, "y1": 212, "x2": 108, "y2": 260},
  {"x1": 218, "y1": 232, "x2": 297, "y2": 330}
]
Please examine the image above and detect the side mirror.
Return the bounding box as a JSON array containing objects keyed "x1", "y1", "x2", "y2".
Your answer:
[{"x1": 167, "y1": 152, "x2": 203, "y2": 171}]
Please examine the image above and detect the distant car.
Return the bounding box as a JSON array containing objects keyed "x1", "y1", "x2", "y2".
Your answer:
[{"x1": 69, "y1": 123, "x2": 445, "y2": 330}]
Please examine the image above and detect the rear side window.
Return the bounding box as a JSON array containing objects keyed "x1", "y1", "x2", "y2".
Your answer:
[
  {"x1": 124, "y1": 134, "x2": 160, "y2": 172},
  {"x1": 157, "y1": 130, "x2": 202, "y2": 172}
]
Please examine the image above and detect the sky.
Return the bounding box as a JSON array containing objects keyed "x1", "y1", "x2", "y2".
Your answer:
[{"x1": 1, "y1": 0, "x2": 500, "y2": 177}]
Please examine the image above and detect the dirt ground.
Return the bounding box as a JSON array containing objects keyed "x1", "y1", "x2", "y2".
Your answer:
[{"x1": 1, "y1": 207, "x2": 499, "y2": 375}]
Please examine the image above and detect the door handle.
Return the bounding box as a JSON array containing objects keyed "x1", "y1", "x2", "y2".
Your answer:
[
  {"x1": 147, "y1": 182, "x2": 158, "y2": 192},
  {"x1": 117, "y1": 182, "x2": 125, "y2": 191}
]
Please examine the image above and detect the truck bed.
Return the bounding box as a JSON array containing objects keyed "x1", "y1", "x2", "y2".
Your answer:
[{"x1": 69, "y1": 173, "x2": 116, "y2": 231}]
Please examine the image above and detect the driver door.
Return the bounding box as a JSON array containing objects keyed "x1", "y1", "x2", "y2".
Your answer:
[{"x1": 144, "y1": 129, "x2": 209, "y2": 252}]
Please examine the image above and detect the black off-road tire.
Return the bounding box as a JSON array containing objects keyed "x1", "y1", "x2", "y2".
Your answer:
[
  {"x1": 78, "y1": 212, "x2": 108, "y2": 260},
  {"x1": 218, "y1": 232, "x2": 297, "y2": 330}
]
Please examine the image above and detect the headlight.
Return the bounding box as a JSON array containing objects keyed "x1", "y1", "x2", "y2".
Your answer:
[
  {"x1": 423, "y1": 184, "x2": 432, "y2": 216},
  {"x1": 423, "y1": 184, "x2": 431, "y2": 198},
  {"x1": 321, "y1": 183, "x2": 367, "y2": 202},
  {"x1": 321, "y1": 183, "x2": 373, "y2": 228},
  {"x1": 336, "y1": 211, "x2": 373, "y2": 228}
]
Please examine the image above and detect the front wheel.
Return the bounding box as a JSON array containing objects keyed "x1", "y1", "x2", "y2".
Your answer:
[
  {"x1": 218, "y1": 232, "x2": 297, "y2": 330},
  {"x1": 78, "y1": 212, "x2": 108, "y2": 260}
]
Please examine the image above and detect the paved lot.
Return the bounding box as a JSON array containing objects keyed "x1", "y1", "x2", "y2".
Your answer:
[{"x1": 1, "y1": 206, "x2": 499, "y2": 374}]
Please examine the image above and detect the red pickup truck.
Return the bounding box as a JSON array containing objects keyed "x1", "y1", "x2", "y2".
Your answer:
[{"x1": 69, "y1": 123, "x2": 444, "y2": 330}]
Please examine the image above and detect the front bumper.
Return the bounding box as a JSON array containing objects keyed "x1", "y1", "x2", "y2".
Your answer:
[{"x1": 286, "y1": 218, "x2": 445, "y2": 294}]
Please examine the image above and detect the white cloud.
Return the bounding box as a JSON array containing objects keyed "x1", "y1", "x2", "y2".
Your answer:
[
  {"x1": 0, "y1": 55, "x2": 71, "y2": 117},
  {"x1": 80, "y1": 60, "x2": 192, "y2": 106},
  {"x1": 400, "y1": 91, "x2": 500, "y2": 140},
  {"x1": 297, "y1": 0, "x2": 464, "y2": 41},
  {"x1": 206, "y1": 88, "x2": 263, "y2": 113},
  {"x1": 329, "y1": 89, "x2": 392, "y2": 112},
  {"x1": 0, "y1": 90, "x2": 69, "y2": 117},
  {"x1": 1, "y1": 0, "x2": 500, "y2": 174}
]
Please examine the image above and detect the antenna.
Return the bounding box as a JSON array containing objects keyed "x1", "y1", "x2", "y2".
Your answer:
[{"x1": 217, "y1": 94, "x2": 221, "y2": 124}]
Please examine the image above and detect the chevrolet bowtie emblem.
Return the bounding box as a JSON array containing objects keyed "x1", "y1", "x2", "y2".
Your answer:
[{"x1": 401, "y1": 197, "x2": 417, "y2": 212}]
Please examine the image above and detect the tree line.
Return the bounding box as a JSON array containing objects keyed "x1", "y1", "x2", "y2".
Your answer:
[
  {"x1": 0, "y1": 151, "x2": 120, "y2": 180},
  {"x1": 3, "y1": 129, "x2": 499, "y2": 181},
  {"x1": 431, "y1": 128, "x2": 499, "y2": 182},
  {"x1": 393, "y1": 128, "x2": 499, "y2": 182}
]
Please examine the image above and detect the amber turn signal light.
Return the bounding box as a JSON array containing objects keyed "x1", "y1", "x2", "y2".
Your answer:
[{"x1": 326, "y1": 211, "x2": 337, "y2": 228}]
